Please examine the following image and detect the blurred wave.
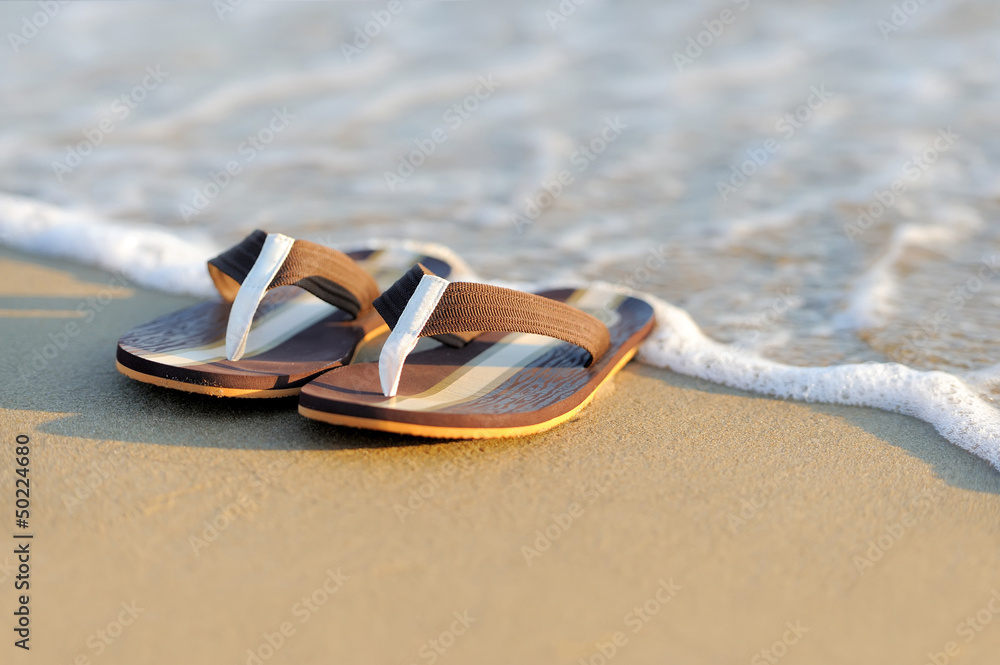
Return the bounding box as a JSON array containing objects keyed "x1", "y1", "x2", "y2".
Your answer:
[{"x1": 3, "y1": 0, "x2": 1000, "y2": 465}]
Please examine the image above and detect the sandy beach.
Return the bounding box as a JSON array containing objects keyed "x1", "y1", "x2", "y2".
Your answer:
[
  {"x1": 4, "y1": 1, "x2": 1000, "y2": 662},
  {"x1": 3, "y1": 246, "x2": 999, "y2": 665}
]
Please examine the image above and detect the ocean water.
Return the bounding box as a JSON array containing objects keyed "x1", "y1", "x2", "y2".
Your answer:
[{"x1": 2, "y1": 1, "x2": 999, "y2": 468}]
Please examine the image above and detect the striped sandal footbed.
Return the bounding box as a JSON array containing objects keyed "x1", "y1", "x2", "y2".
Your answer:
[
  {"x1": 117, "y1": 242, "x2": 455, "y2": 398},
  {"x1": 298, "y1": 286, "x2": 654, "y2": 437}
]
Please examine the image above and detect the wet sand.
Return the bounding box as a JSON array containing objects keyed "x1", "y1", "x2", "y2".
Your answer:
[{"x1": 2, "y1": 246, "x2": 999, "y2": 665}]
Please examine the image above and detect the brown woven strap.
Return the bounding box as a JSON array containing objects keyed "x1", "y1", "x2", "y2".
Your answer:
[
  {"x1": 207, "y1": 230, "x2": 380, "y2": 319},
  {"x1": 374, "y1": 264, "x2": 611, "y2": 366}
]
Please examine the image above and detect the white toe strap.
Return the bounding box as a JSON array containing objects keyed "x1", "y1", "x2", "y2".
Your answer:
[
  {"x1": 378, "y1": 273, "x2": 449, "y2": 397},
  {"x1": 226, "y1": 233, "x2": 296, "y2": 361}
]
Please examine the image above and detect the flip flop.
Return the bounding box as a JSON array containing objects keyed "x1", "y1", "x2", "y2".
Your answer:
[
  {"x1": 116, "y1": 231, "x2": 457, "y2": 398},
  {"x1": 298, "y1": 264, "x2": 655, "y2": 437}
]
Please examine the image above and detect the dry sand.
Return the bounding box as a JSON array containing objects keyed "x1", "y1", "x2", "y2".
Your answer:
[{"x1": 2, "y1": 246, "x2": 999, "y2": 665}]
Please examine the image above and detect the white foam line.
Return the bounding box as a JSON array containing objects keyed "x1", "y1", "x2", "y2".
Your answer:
[
  {"x1": 497, "y1": 278, "x2": 1000, "y2": 470},
  {"x1": 2, "y1": 197, "x2": 996, "y2": 470},
  {"x1": 359, "y1": 237, "x2": 479, "y2": 282},
  {"x1": 0, "y1": 194, "x2": 480, "y2": 295},
  {"x1": 639, "y1": 295, "x2": 1000, "y2": 471},
  {"x1": 835, "y1": 225, "x2": 911, "y2": 331},
  {"x1": 0, "y1": 193, "x2": 219, "y2": 297},
  {"x1": 837, "y1": 212, "x2": 981, "y2": 331}
]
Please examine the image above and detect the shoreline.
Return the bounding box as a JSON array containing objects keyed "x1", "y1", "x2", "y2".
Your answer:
[{"x1": 2, "y1": 246, "x2": 999, "y2": 665}]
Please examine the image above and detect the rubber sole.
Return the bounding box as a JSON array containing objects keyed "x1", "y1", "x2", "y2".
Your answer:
[
  {"x1": 297, "y1": 346, "x2": 637, "y2": 438},
  {"x1": 115, "y1": 322, "x2": 389, "y2": 399},
  {"x1": 116, "y1": 361, "x2": 302, "y2": 398}
]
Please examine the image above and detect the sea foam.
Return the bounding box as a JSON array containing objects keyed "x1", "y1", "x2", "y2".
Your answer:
[{"x1": 3, "y1": 195, "x2": 997, "y2": 471}]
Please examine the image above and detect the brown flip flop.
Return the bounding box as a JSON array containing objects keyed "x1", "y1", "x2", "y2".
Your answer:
[
  {"x1": 298, "y1": 264, "x2": 655, "y2": 437},
  {"x1": 116, "y1": 231, "x2": 457, "y2": 398}
]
